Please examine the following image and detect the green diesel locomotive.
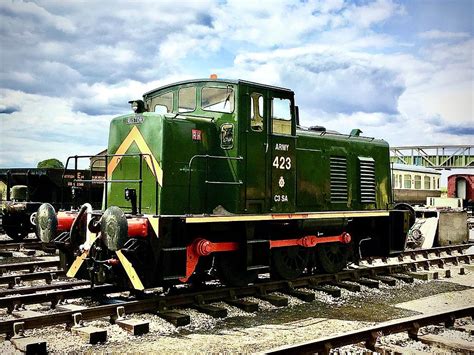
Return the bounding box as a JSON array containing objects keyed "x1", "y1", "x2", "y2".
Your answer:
[{"x1": 37, "y1": 78, "x2": 410, "y2": 289}]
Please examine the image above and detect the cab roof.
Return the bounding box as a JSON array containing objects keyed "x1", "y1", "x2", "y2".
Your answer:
[{"x1": 143, "y1": 78, "x2": 294, "y2": 98}]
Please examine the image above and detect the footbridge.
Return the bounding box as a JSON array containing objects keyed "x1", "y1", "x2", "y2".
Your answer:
[{"x1": 390, "y1": 145, "x2": 474, "y2": 169}]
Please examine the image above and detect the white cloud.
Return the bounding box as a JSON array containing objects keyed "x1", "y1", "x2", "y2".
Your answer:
[
  {"x1": 232, "y1": 46, "x2": 405, "y2": 115},
  {"x1": 343, "y1": 0, "x2": 404, "y2": 28},
  {"x1": 0, "y1": 0, "x2": 76, "y2": 33},
  {"x1": 0, "y1": 0, "x2": 472, "y2": 168},
  {"x1": 418, "y1": 30, "x2": 470, "y2": 40},
  {"x1": 0, "y1": 90, "x2": 110, "y2": 167}
]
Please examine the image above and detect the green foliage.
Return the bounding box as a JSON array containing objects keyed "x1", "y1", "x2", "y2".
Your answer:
[{"x1": 37, "y1": 158, "x2": 64, "y2": 169}]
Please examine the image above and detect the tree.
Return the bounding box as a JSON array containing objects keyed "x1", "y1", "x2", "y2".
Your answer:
[{"x1": 37, "y1": 158, "x2": 64, "y2": 169}]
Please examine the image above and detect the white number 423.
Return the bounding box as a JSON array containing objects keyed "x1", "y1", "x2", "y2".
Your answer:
[{"x1": 273, "y1": 156, "x2": 291, "y2": 170}]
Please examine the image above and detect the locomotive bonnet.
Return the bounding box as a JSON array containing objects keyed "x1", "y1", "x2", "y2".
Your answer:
[{"x1": 37, "y1": 78, "x2": 411, "y2": 290}]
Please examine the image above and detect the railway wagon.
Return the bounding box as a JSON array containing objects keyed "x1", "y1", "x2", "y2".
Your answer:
[
  {"x1": 448, "y1": 174, "x2": 474, "y2": 210},
  {"x1": 37, "y1": 78, "x2": 410, "y2": 290},
  {"x1": 0, "y1": 168, "x2": 103, "y2": 241},
  {"x1": 391, "y1": 164, "x2": 441, "y2": 205}
]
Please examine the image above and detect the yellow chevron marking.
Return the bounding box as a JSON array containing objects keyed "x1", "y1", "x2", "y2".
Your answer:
[
  {"x1": 146, "y1": 215, "x2": 159, "y2": 238},
  {"x1": 116, "y1": 250, "x2": 144, "y2": 290},
  {"x1": 66, "y1": 251, "x2": 88, "y2": 278},
  {"x1": 107, "y1": 126, "x2": 163, "y2": 186}
]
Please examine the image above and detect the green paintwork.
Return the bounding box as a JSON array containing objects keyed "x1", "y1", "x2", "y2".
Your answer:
[{"x1": 106, "y1": 79, "x2": 392, "y2": 216}]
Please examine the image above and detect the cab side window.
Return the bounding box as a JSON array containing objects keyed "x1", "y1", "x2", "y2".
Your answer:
[
  {"x1": 250, "y1": 92, "x2": 264, "y2": 132},
  {"x1": 272, "y1": 97, "x2": 291, "y2": 135}
]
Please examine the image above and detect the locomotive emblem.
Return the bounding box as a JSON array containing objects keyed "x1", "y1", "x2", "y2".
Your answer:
[
  {"x1": 278, "y1": 176, "x2": 285, "y2": 188},
  {"x1": 220, "y1": 123, "x2": 234, "y2": 149}
]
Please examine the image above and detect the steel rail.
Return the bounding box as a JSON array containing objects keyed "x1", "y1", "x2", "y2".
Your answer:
[
  {"x1": 0, "y1": 284, "x2": 119, "y2": 311},
  {"x1": 0, "y1": 260, "x2": 59, "y2": 273},
  {"x1": 0, "y1": 280, "x2": 90, "y2": 297},
  {"x1": 0, "y1": 241, "x2": 44, "y2": 250},
  {"x1": 0, "y1": 270, "x2": 65, "y2": 286},
  {"x1": 0, "y1": 251, "x2": 472, "y2": 336},
  {"x1": 266, "y1": 306, "x2": 474, "y2": 354}
]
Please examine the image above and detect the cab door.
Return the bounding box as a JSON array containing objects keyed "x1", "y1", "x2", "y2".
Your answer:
[
  {"x1": 269, "y1": 95, "x2": 296, "y2": 213},
  {"x1": 244, "y1": 86, "x2": 269, "y2": 213}
]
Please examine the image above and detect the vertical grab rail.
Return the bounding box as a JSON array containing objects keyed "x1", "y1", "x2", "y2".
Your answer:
[
  {"x1": 139, "y1": 154, "x2": 143, "y2": 215},
  {"x1": 90, "y1": 156, "x2": 107, "y2": 210},
  {"x1": 205, "y1": 156, "x2": 210, "y2": 214},
  {"x1": 6, "y1": 170, "x2": 11, "y2": 201},
  {"x1": 74, "y1": 155, "x2": 78, "y2": 208},
  {"x1": 26, "y1": 169, "x2": 30, "y2": 202},
  {"x1": 104, "y1": 154, "x2": 108, "y2": 210}
]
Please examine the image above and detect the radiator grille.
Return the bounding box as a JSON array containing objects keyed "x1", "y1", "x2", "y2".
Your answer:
[
  {"x1": 359, "y1": 157, "x2": 376, "y2": 203},
  {"x1": 330, "y1": 156, "x2": 347, "y2": 203}
]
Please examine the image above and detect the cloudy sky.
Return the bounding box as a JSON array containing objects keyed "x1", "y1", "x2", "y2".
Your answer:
[{"x1": 0, "y1": 0, "x2": 473, "y2": 170}]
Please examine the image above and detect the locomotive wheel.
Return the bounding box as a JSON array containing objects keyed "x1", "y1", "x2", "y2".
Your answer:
[
  {"x1": 271, "y1": 246, "x2": 308, "y2": 280},
  {"x1": 4, "y1": 224, "x2": 28, "y2": 242},
  {"x1": 215, "y1": 252, "x2": 258, "y2": 287},
  {"x1": 315, "y1": 243, "x2": 350, "y2": 274}
]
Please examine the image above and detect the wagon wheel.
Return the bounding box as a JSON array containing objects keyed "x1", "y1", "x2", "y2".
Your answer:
[
  {"x1": 271, "y1": 246, "x2": 308, "y2": 280},
  {"x1": 315, "y1": 243, "x2": 350, "y2": 274},
  {"x1": 215, "y1": 252, "x2": 258, "y2": 287}
]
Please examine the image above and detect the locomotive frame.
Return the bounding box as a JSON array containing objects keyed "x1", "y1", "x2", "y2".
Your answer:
[{"x1": 37, "y1": 78, "x2": 410, "y2": 290}]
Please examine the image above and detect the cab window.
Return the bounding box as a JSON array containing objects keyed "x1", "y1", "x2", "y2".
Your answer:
[
  {"x1": 250, "y1": 93, "x2": 264, "y2": 132},
  {"x1": 178, "y1": 86, "x2": 196, "y2": 113},
  {"x1": 202, "y1": 86, "x2": 234, "y2": 113},
  {"x1": 272, "y1": 97, "x2": 291, "y2": 135},
  {"x1": 152, "y1": 91, "x2": 173, "y2": 114}
]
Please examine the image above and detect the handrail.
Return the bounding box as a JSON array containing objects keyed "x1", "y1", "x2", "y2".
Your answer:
[
  {"x1": 186, "y1": 154, "x2": 243, "y2": 214},
  {"x1": 62, "y1": 153, "x2": 160, "y2": 214}
]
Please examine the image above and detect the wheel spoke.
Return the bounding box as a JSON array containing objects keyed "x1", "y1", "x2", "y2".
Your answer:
[{"x1": 271, "y1": 246, "x2": 308, "y2": 280}]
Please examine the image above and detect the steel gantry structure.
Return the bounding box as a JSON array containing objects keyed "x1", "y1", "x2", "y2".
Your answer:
[{"x1": 390, "y1": 145, "x2": 474, "y2": 169}]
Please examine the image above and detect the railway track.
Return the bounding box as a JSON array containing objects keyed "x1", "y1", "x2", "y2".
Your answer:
[
  {"x1": 266, "y1": 306, "x2": 474, "y2": 354},
  {"x1": 0, "y1": 280, "x2": 91, "y2": 297},
  {"x1": 0, "y1": 239, "x2": 44, "y2": 251},
  {"x1": 0, "y1": 283, "x2": 120, "y2": 313},
  {"x1": 0, "y1": 243, "x2": 469, "y2": 287},
  {"x1": 0, "y1": 260, "x2": 59, "y2": 274},
  {"x1": 0, "y1": 244, "x2": 472, "y2": 348},
  {"x1": 0, "y1": 259, "x2": 62, "y2": 288},
  {"x1": 0, "y1": 269, "x2": 65, "y2": 288},
  {"x1": 0, "y1": 244, "x2": 471, "y2": 308}
]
